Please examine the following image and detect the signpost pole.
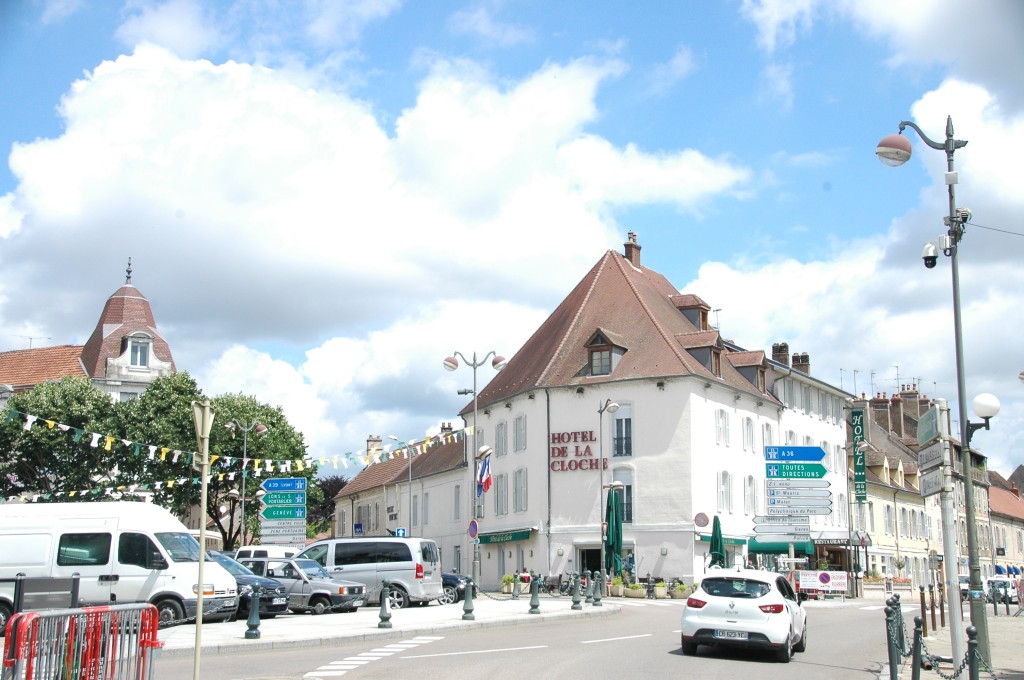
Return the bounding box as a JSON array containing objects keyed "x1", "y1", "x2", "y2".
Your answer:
[{"x1": 934, "y1": 400, "x2": 965, "y2": 660}]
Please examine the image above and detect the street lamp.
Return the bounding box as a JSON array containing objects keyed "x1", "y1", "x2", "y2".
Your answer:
[
  {"x1": 225, "y1": 419, "x2": 268, "y2": 548},
  {"x1": 597, "y1": 399, "x2": 619, "y2": 585},
  {"x1": 388, "y1": 435, "x2": 412, "y2": 533},
  {"x1": 443, "y1": 351, "x2": 507, "y2": 585},
  {"x1": 877, "y1": 116, "x2": 997, "y2": 661}
]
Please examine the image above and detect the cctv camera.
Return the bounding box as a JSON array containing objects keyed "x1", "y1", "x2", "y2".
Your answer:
[{"x1": 922, "y1": 242, "x2": 938, "y2": 269}]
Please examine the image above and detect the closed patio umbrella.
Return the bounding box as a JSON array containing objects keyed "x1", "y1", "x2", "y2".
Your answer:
[
  {"x1": 604, "y1": 487, "x2": 623, "y2": 575},
  {"x1": 709, "y1": 515, "x2": 726, "y2": 568}
]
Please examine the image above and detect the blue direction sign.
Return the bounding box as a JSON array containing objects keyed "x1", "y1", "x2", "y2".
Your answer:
[
  {"x1": 765, "y1": 463, "x2": 827, "y2": 479},
  {"x1": 260, "y1": 505, "x2": 307, "y2": 520},
  {"x1": 260, "y1": 477, "x2": 307, "y2": 492},
  {"x1": 260, "y1": 491, "x2": 307, "y2": 506},
  {"x1": 764, "y1": 446, "x2": 826, "y2": 462}
]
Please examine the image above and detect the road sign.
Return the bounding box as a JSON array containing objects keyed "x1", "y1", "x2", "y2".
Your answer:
[
  {"x1": 259, "y1": 519, "x2": 307, "y2": 528},
  {"x1": 754, "y1": 525, "x2": 810, "y2": 533},
  {"x1": 918, "y1": 440, "x2": 945, "y2": 472},
  {"x1": 260, "y1": 477, "x2": 307, "y2": 492},
  {"x1": 765, "y1": 463, "x2": 827, "y2": 479},
  {"x1": 754, "y1": 533, "x2": 811, "y2": 543},
  {"x1": 917, "y1": 407, "x2": 940, "y2": 446},
  {"x1": 260, "y1": 491, "x2": 307, "y2": 506},
  {"x1": 767, "y1": 497, "x2": 833, "y2": 507},
  {"x1": 468, "y1": 519, "x2": 479, "y2": 539},
  {"x1": 766, "y1": 479, "x2": 831, "y2": 489},
  {"x1": 395, "y1": 527, "x2": 408, "y2": 537},
  {"x1": 766, "y1": 488, "x2": 832, "y2": 498},
  {"x1": 920, "y1": 467, "x2": 944, "y2": 498},
  {"x1": 766, "y1": 506, "x2": 831, "y2": 516},
  {"x1": 764, "y1": 446, "x2": 826, "y2": 462},
  {"x1": 260, "y1": 505, "x2": 307, "y2": 520},
  {"x1": 259, "y1": 526, "x2": 307, "y2": 537},
  {"x1": 752, "y1": 515, "x2": 810, "y2": 524}
]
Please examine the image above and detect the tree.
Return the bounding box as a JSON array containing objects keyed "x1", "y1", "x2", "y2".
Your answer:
[
  {"x1": 309, "y1": 475, "x2": 349, "y2": 532},
  {"x1": 0, "y1": 377, "x2": 120, "y2": 500}
]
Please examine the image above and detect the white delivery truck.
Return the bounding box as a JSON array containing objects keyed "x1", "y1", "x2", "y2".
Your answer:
[{"x1": 0, "y1": 501, "x2": 238, "y2": 630}]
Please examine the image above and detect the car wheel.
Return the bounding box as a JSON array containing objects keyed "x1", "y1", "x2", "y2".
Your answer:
[
  {"x1": 681, "y1": 636, "x2": 698, "y2": 656},
  {"x1": 156, "y1": 599, "x2": 184, "y2": 626},
  {"x1": 793, "y1": 624, "x2": 807, "y2": 653},
  {"x1": 0, "y1": 602, "x2": 12, "y2": 634},
  {"x1": 776, "y1": 633, "x2": 793, "y2": 663},
  {"x1": 439, "y1": 585, "x2": 458, "y2": 605},
  {"x1": 388, "y1": 587, "x2": 409, "y2": 609},
  {"x1": 309, "y1": 596, "x2": 331, "y2": 615}
]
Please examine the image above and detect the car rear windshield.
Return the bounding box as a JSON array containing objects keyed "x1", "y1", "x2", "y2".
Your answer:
[{"x1": 701, "y1": 578, "x2": 771, "y2": 598}]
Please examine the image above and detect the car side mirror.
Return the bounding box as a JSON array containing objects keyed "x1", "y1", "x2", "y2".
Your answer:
[
  {"x1": 148, "y1": 552, "x2": 168, "y2": 570},
  {"x1": 798, "y1": 592, "x2": 809, "y2": 602}
]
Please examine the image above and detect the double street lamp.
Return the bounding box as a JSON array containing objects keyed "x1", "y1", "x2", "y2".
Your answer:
[
  {"x1": 597, "y1": 399, "x2": 619, "y2": 587},
  {"x1": 877, "y1": 116, "x2": 1000, "y2": 662},
  {"x1": 225, "y1": 419, "x2": 268, "y2": 548},
  {"x1": 444, "y1": 351, "x2": 506, "y2": 585}
]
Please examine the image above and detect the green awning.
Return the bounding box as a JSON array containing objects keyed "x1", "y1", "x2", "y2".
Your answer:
[
  {"x1": 747, "y1": 537, "x2": 814, "y2": 555},
  {"x1": 478, "y1": 529, "x2": 533, "y2": 544}
]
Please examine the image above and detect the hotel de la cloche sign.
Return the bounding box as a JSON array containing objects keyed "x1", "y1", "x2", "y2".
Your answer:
[{"x1": 549, "y1": 431, "x2": 605, "y2": 472}]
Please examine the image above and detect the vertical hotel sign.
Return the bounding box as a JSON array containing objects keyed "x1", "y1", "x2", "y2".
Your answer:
[{"x1": 852, "y1": 408, "x2": 866, "y2": 503}]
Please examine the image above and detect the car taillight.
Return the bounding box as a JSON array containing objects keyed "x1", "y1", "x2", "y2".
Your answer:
[
  {"x1": 416, "y1": 563, "x2": 424, "y2": 579},
  {"x1": 759, "y1": 604, "x2": 785, "y2": 613},
  {"x1": 686, "y1": 597, "x2": 707, "y2": 609}
]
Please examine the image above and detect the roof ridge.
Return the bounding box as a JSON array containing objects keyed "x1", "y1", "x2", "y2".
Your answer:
[{"x1": 609, "y1": 253, "x2": 693, "y2": 368}]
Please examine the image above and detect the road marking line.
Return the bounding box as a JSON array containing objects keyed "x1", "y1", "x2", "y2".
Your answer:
[
  {"x1": 402, "y1": 645, "x2": 547, "y2": 659},
  {"x1": 305, "y1": 673, "x2": 347, "y2": 677},
  {"x1": 581, "y1": 634, "x2": 653, "y2": 644}
]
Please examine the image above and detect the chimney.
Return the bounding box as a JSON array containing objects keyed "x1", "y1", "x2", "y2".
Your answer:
[
  {"x1": 890, "y1": 391, "x2": 905, "y2": 439},
  {"x1": 792, "y1": 352, "x2": 810, "y2": 375},
  {"x1": 772, "y1": 342, "x2": 790, "y2": 366},
  {"x1": 624, "y1": 231, "x2": 641, "y2": 267},
  {"x1": 441, "y1": 421, "x2": 453, "y2": 436},
  {"x1": 1011, "y1": 483, "x2": 1020, "y2": 499},
  {"x1": 899, "y1": 384, "x2": 922, "y2": 420},
  {"x1": 366, "y1": 434, "x2": 382, "y2": 454},
  {"x1": 870, "y1": 392, "x2": 891, "y2": 433}
]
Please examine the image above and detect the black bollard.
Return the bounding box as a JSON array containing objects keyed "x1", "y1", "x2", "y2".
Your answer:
[
  {"x1": 919, "y1": 586, "x2": 928, "y2": 638},
  {"x1": 512, "y1": 572, "x2": 520, "y2": 600},
  {"x1": 528, "y1": 571, "x2": 540, "y2": 614},
  {"x1": 571, "y1": 571, "x2": 582, "y2": 611},
  {"x1": 911, "y1": 616, "x2": 923, "y2": 680},
  {"x1": 884, "y1": 606, "x2": 899, "y2": 680},
  {"x1": 378, "y1": 580, "x2": 392, "y2": 629},
  {"x1": 966, "y1": 626, "x2": 979, "y2": 680},
  {"x1": 462, "y1": 577, "x2": 476, "y2": 621},
  {"x1": 245, "y1": 586, "x2": 262, "y2": 640},
  {"x1": 584, "y1": 570, "x2": 593, "y2": 604},
  {"x1": 593, "y1": 571, "x2": 603, "y2": 607}
]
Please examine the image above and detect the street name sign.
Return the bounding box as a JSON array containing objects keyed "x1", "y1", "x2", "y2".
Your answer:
[
  {"x1": 765, "y1": 463, "x2": 827, "y2": 479},
  {"x1": 260, "y1": 491, "x2": 307, "y2": 506},
  {"x1": 918, "y1": 440, "x2": 945, "y2": 472},
  {"x1": 259, "y1": 519, "x2": 306, "y2": 529},
  {"x1": 754, "y1": 533, "x2": 811, "y2": 543},
  {"x1": 766, "y1": 506, "x2": 831, "y2": 516},
  {"x1": 766, "y1": 479, "x2": 830, "y2": 489},
  {"x1": 752, "y1": 515, "x2": 810, "y2": 525},
  {"x1": 920, "y1": 467, "x2": 944, "y2": 498},
  {"x1": 764, "y1": 446, "x2": 826, "y2": 462},
  {"x1": 260, "y1": 477, "x2": 307, "y2": 492},
  {"x1": 260, "y1": 526, "x2": 307, "y2": 537},
  {"x1": 767, "y1": 497, "x2": 833, "y2": 507},
  {"x1": 917, "y1": 407, "x2": 940, "y2": 446},
  {"x1": 766, "y1": 488, "x2": 832, "y2": 498},
  {"x1": 260, "y1": 505, "x2": 307, "y2": 520}
]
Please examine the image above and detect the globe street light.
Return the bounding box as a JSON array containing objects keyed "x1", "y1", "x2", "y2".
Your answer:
[
  {"x1": 877, "y1": 116, "x2": 997, "y2": 662},
  {"x1": 225, "y1": 419, "x2": 268, "y2": 548},
  {"x1": 444, "y1": 351, "x2": 507, "y2": 585},
  {"x1": 597, "y1": 399, "x2": 619, "y2": 588}
]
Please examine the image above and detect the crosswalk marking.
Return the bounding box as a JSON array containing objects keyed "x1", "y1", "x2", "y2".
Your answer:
[{"x1": 304, "y1": 635, "x2": 444, "y2": 679}]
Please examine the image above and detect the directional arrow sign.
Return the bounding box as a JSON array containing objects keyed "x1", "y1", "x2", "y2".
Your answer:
[
  {"x1": 766, "y1": 488, "x2": 832, "y2": 498},
  {"x1": 764, "y1": 446, "x2": 826, "y2": 462},
  {"x1": 766, "y1": 479, "x2": 831, "y2": 489},
  {"x1": 260, "y1": 491, "x2": 307, "y2": 506},
  {"x1": 754, "y1": 525, "x2": 810, "y2": 533},
  {"x1": 766, "y1": 507, "x2": 832, "y2": 516},
  {"x1": 260, "y1": 477, "x2": 307, "y2": 492},
  {"x1": 765, "y1": 463, "x2": 827, "y2": 479},
  {"x1": 260, "y1": 505, "x2": 307, "y2": 521},
  {"x1": 767, "y1": 497, "x2": 833, "y2": 506},
  {"x1": 260, "y1": 526, "x2": 307, "y2": 537},
  {"x1": 259, "y1": 519, "x2": 307, "y2": 529},
  {"x1": 754, "y1": 533, "x2": 812, "y2": 543},
  {"x1": 752, "y1": 515, "x2": 810, "y2": 525}
]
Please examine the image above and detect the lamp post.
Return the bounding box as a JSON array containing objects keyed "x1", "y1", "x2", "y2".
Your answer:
[
  {"x1": 225, "y1": 419, "x2": 268, "y2": 548},
  {"x1": 877, "y1": 116, "x2": 999, "y2": 662},
  {"x1": 443, "y1": 351, "x2": 507, "y2": 585},
  {"x1": 597, "y1": 399, "x2": 619, "y2": 584},
  {"x1": 388, "y1": 435, "x2": 412, "y2": 533}
]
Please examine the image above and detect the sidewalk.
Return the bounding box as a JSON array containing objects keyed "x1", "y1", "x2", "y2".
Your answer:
[
  {"x1": 157, "y1": 593, "x2": 618, "y2": 658},
  {"x1": 914, "y1": 605, "x2": 1024, "y2": 679}
]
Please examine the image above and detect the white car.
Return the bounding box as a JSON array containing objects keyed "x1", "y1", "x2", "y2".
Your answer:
[{"x1": 681, "y1": 568, "x2": 808, "y2": 663}]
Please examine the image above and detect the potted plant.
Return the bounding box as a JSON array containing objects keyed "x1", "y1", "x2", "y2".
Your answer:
[
  {"x1": 670, "y1": 582, "x2": 688, "y2": 599},
  {"x1": 610, "y1": 575, "x2": 624, "y2": 597},
  {"x1": 625, "y1": 583, "x2": 645, "y2": 598},
  {"x1": 501, "y1": 574, "x2": 514, "y2": 594},
  {"x1": 654, "y1": 580, "x2": 668, "y2": 599}
]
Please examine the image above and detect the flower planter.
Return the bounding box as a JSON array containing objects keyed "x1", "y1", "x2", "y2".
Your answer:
[
  {"x1": 610, "y1": 584, "x2": 623, "y2": 597},
  {"x1": 670, "y1": 589, "x2": 688, "y2": 599},
  {"x1": 654, "y1": 586, "x2": 667, "y2": 599},
  {"x1": 624, "y1": 588, "x2": 645, "y2": 598}
]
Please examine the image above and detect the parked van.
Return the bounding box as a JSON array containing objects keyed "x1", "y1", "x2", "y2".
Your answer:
[
  {"x1": 296, "y1": 537, "x2": 443, "y2": 608},
  {"x1": 234, "y1": 545, "x2": 298, "y2": 560},
  {"x1": 0, "y1": 502, "x2": 238, "y2": 630}
]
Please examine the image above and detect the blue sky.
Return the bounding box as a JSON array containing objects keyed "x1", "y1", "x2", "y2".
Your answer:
[{"x1": 1, "y1": 1, "x2": 1021, "y2": 476}]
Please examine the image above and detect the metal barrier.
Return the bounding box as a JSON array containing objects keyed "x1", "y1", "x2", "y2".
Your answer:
[{"x1": 2, "y1": 603, "x2": 162, "y2": 680}]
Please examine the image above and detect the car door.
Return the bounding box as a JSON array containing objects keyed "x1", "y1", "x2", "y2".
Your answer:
[
  {"x1": 266, "y1": 560, "x2": 310, "y2": 610},
  {"x1": 109, "y1": 531, "x2": 167, "y2": 605},
  {"x1": 53, "y1": 530, "x2": 115, "y2": 606},
  {"x1": 776, "y1": 576, "x2": 803, "y2": 642}
]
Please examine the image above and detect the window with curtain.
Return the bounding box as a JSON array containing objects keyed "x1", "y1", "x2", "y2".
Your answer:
[
  {"x1": 513, "y1": 415, "x2": 527, "y2": 452},
  {"x1": 742, "y1": 417, "x2": 754, "y2": 452},
  {"x1": 495, "y1": 473, "x2": 508, "y2": 516},
  {"x1": 715, "y1": 410, "x2": 730, "y2": 447},
  {"x1": 717, "y1": 471, "x2": 733, "y2": 513},
  {"x1": 614, "y1": 413, "x2": 632, "y2": 457}
]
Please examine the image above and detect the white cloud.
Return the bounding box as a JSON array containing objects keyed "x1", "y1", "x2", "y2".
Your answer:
[
  {"x1": 758, "y1": 61, "x2": 793, "y2": 110},
  {"x1": 448, "y1": 5, "x2": 533, "y2": 47},
  {"x1": 647, "y1": 45, "x2": 697, "y2": 95},
  {"x1": 40, "y1": 0, "x2": 85, "y2": 24},
  {"x1": 116, "y1": 0, "x2": 222, "y2": 58},
  {"x1": 740, "y1": 0, "x2": 818, "y2": 53}
]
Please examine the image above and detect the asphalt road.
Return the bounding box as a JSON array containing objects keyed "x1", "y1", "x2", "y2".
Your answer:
[{"x1": 155, "y1": 601, "x2": 889, "y2": 680}]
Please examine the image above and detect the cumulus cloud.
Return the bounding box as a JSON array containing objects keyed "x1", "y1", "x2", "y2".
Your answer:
[
  {"x1": 448, "y1": 5, "x2": 533, "y2": 47},
  {"x1": 116, "y1": 0, "x2": 222, "y2": 58}
]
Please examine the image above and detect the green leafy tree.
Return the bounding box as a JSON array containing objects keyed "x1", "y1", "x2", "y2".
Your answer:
[
  {"x1": 309, "y1": 474, "x2": 349, "y2": 532},
  {"x1": 0, "y1": 377, "x2": 120, "y2": 500}
]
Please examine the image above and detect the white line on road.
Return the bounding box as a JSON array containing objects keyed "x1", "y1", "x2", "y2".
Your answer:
[
  {"x1": 402, "y1": 645, "x2": 548, "y2": 659},
  {"x1": 581, "y1": 634, "x2": 653, "y2": 644}
]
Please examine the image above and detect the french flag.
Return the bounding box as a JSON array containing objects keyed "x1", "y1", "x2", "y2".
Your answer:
[{"x1": 477, "y1": 456, "x2": 492, "y2": 496}]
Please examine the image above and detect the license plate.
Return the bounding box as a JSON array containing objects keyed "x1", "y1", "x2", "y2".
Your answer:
[
  {"x1": 272, "y1": 597, "x2": 287, "y2": 605},
  {"x1": 713, "y1": 630, "x2": 748, "y2": 640},
  {"x1": 351, "y1": 600, "x2": 364, "y2": 607}
]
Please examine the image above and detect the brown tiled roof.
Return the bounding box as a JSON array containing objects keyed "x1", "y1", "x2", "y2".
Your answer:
[
  {"x1": 80, "y1": 285, "x2": 175, "y2": 378},
  {"x1": 337, "y1": 457, "x2": 408, "y2": 498},
  {"x1": 725, "y1": 350, "x2": 766, "y2": 368},
  {"x1": 468, "y1": 248, "x2": 776, "y2": 412},
  {"x1": 989, "y1": 479, "x2": 1024, "y2": 521},
  {"x1": 337, "y1": 435, "x2": 467, "y2": 500},
  {"x1": 675, "y1": 330, "x2": 722, "y2": 350},
  {"x1": 0, "y1": 345, "x2": 88, "y2": 389}
]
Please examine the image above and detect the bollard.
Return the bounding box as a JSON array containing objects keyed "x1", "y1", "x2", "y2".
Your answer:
[
  {"x1": 884, "y1": 606, "x2": 899, "y2": 680},
  {"x1": 991, "y1": 584, "x2": 998, "y2": 616},
  {"x1": 938, "y1": 581, "x2": 945, "y2": 628},
  {"x1": 911, "y1": 616, "x2": 923, "y2": 680},
  {"x1": 512, "y1": 572, "x2": 520, "y2": 600},
  {"x1": 919, "y1": 586, "x2": 928, "y2": 638},
  {"x1": 966, "y1": 626, "x2": 979, "y2": 680},
  {"x1": 593, "y1": 571, "x2": 603, "y2": 607},
  {"x1": 245, "y1": 586, "x2": 262, "y2": 640},
  {"x1": 929, "y1": 584, "x2": 937, "y2": 633},
  {"x1": 584, "y1": 570, "x2": 593, "y2": 604},
  {"x1": 893, "y1": 594, "x2": 906, "y2": 654},
  {"x1": 528, "y1": 572, "x2": 540, "y2": 614},
  {"x1": 462, "y1": 577, "x2": 475, "y2": 621},
  {"x1": 378, "y1": 580, "x2": 392, "y2": 629},
  {"x1": 571, "y1": 571, "x2": 582, "y2": 611},
  {"x1": 1005, "y1": 588, "x2": 1011, "y2": 616}
]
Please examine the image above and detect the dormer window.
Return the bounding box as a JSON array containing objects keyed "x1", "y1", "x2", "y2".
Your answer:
[
  {"x1": 585, "y1": 329, "x2": 626, "y2": 377},
  {"x1": 711, "y1": 349, "x2": 721, "y2": 377},
  {"x1": 591, "y1": 349, "x2": 611, "y2": 375},
  {"x1": 126, "y1": 334, "x2": 152, "y2": 367}
]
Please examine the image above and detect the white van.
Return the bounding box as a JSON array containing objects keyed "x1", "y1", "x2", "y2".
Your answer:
[
  {"x1": 0, "y1": 502, "x2": 238, "y2": 629},
  {"x1": 234, "y1": 545, "x2": 298, "y2": 560},
  {"x1": 296, "y1": 537, "x2": 443, "y2": 609}
]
